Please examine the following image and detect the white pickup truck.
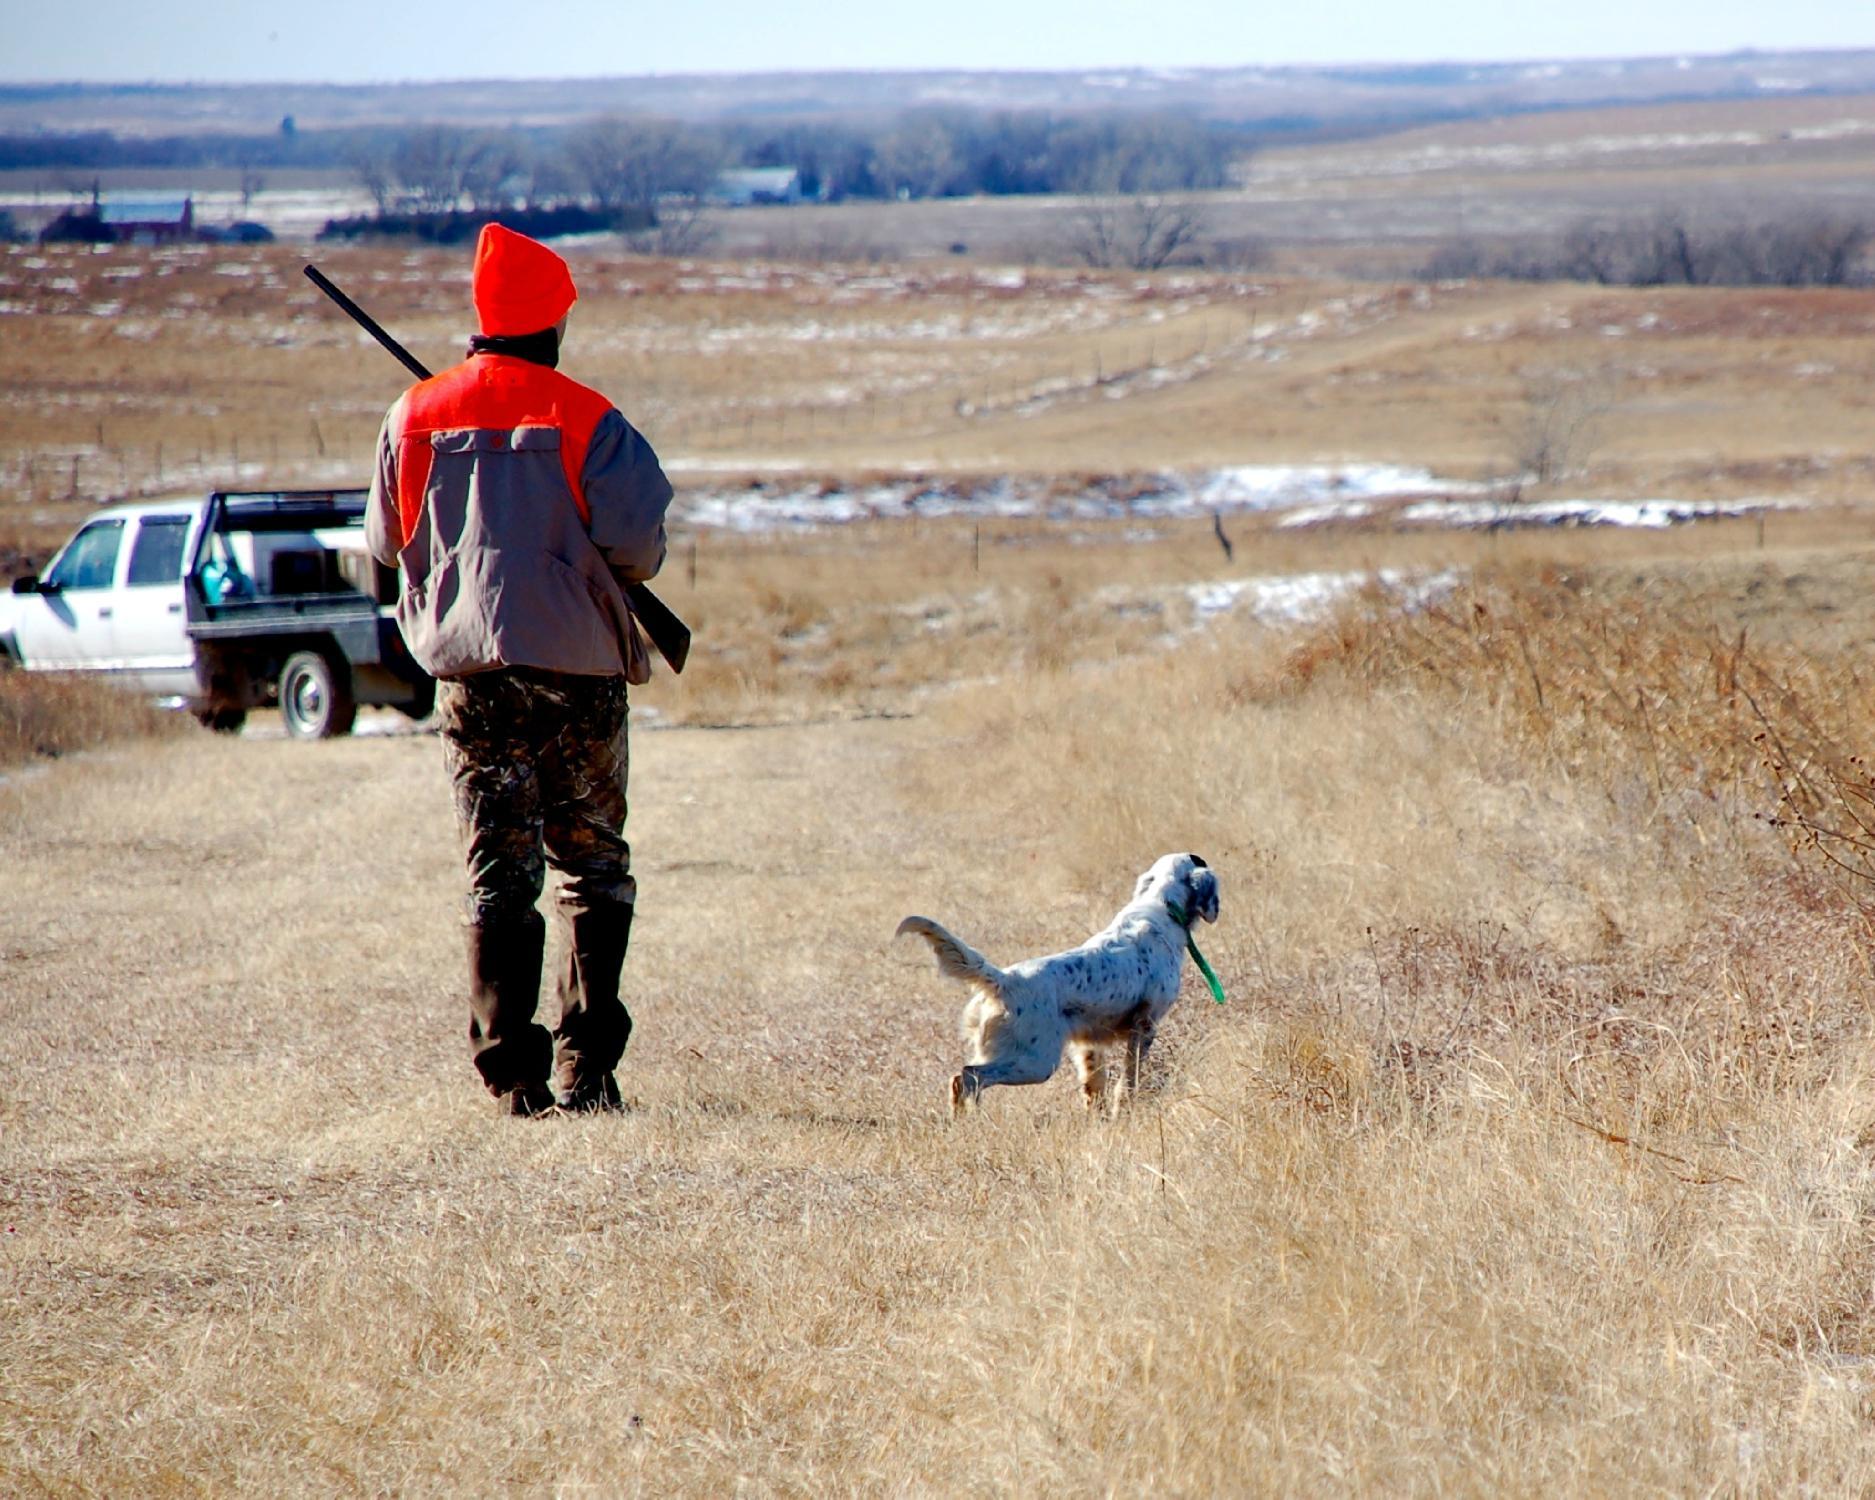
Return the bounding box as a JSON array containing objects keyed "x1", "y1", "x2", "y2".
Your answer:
[{"x1": 0, "y1": 489, "x2": 433, "y2": 738}]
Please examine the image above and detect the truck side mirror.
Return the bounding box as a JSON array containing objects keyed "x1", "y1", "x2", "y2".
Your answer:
[{"x1": 10, "y1": 575, "x2": 38, "y2": 595}]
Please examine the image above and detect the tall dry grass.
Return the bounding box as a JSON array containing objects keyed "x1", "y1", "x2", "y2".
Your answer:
[
  {"x1": 888, "y1": 555, "x2": 1875, "y2": 1489},
  {"x1": 7, "y1": 526, "x2": 1875, "y2": 1494},
  {"x1": 0, "y1": 668, "x2": 185, "y2": 770}
]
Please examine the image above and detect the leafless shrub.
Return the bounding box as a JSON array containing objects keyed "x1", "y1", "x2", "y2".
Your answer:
[
  {"x1": 566, "y1": 116, "x2": 724, "y2": 218},
  {"x1": 1707, "y1": 215, "x2": 1873, "y2": 288},
  {"x1": 1064, "y1": 193, "x2": 1210, "y2": 272},
  {"x1": 870, "y1": 119, "x2": 963, "y2": 200},
  {"x1": 236, "y1": 163, "x2": 265, "y2": 213},
  {"x1": 390, "y1": 126, "x2": 472, "y2": 215},
  {"x1": 1514, "y1": 371, "x2": 1614, "y2": 484},
  {"x1": 624, "y1": 197, "x2": 720, "y2": 257},
  {"x1": 343, "y1": 139, "x2": 394, "y2": 216},
  {"x1": 457, "y1": 131, "x2": 530, "y2": 214},
  {"x1": 1425, "y1": 212, "x2": 1874, "y2": 288},
  {"x1": 0, "y1": 670, "x2": 184, "y2": 767}
]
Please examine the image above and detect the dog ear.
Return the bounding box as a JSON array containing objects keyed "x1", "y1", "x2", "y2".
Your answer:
[{"x1": 1187, "y1": 867, "x2": 1220, "y2": 924}]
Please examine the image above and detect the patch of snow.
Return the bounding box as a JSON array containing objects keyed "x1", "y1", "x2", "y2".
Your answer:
[
  {"x1": 1183, "y1": 567, "x2": 1460, "y2": 627},
  {"x1": 1276, "y1": 499, "x2": 1376, "y2": 528},
  {"x1": 666, "y1": 464, "x2": 1806, "y2": 541},
  {"x1": 1788, "y1": 119, "x2": 1875, "y2": 143},
  {"x1": 1395, "y1": 496, "x2": 1798, "y2": 530},
  {"x1": 1200, "y1": 464, "x2": 1479, "y2": 512},
  {"x1": 673, "y1": 464, "x2": 1483, "y2": 533}
]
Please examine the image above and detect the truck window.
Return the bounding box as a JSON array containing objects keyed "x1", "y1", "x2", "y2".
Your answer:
[
  {"x1": 126, "y1": 515, "x2": 192, "y2": 586},
  {"x1": 44, "y1": 520, "x2": 125, "y2": 591}
]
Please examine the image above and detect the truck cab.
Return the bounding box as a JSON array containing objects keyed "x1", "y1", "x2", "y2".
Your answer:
[{"x1": 6, "y1": 500, "x2": 206, "y2": 697}]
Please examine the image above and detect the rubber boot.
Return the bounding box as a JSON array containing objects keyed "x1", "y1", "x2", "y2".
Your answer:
[
  {"x1": 553, "y1": 902, "x2": 633, "y2": 1112},
  {"x1": 465, "y1": 914, "x2": 555, "y2": 1116}
]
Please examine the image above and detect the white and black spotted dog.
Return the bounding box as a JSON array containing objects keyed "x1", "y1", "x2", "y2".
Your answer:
[{"x1": 897, "y1": 853, "x2": 1220, "y2": 1115}]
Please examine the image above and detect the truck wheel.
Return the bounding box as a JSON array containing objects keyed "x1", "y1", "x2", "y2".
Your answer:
[
  {"x1": 194, "y1": 706, "x2": 248, "y2": 734},
  {"x1": 279, "y1": 650, "x2": 356, "y2": 740}
]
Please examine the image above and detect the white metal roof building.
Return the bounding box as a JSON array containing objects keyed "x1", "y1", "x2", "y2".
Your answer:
[{"x1": 707, "y1": 168, "x2": 805, "y2": 206}]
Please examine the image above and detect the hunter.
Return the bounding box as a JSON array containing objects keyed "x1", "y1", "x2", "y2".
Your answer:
[{"x1": 366, "y1": 223, "x2": 672, "y2": 1116}]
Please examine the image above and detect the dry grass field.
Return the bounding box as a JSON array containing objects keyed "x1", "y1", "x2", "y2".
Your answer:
[
  {"x1": 9, "y1": 523, "x2": 1875, "y2": 1493},
  {"x1": 3, "y1": 233, "x2": 1873, "y2": 522},
  {"x1": 7, "y1": 215, "x2": 1875, "y2": 1493}
]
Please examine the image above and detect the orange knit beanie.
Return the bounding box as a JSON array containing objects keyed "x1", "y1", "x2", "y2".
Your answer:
[{"x1": 471, "y1": 223, "x2": 577, "y2": 336}]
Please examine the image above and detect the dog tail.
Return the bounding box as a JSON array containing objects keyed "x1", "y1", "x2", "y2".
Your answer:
[{"x1": 895, "y1": 916, "x2": 1006, "y2": 993}]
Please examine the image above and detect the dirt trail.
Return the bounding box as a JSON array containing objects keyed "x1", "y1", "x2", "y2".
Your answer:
[
  {"x1": 0, "y1": 707, "x2": 1080, "y2": 1490},
  {"x1": 0, "y1": 706, "x2": 983, "y2": 1142}
]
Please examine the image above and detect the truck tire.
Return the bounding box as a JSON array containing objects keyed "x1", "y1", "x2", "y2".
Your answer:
[{"x1": 279, "y1": 650, "x2": 356, "y2": 740}]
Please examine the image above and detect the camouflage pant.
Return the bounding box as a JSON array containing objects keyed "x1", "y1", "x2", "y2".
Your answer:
[{"x1": 436, "y1": 668, "x2": 635, "y2": 924}]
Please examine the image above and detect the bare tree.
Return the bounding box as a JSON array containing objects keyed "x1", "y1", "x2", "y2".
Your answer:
[
  {"x1": 1426, "y1": 211, "x2": 1871, "y2": 289},
  {"x1": 565, "y1": 116, "x2": 723, "y2": 218},
  {"x1": 1723, "y1": 215, "x2": 1872, "y2": 287},
  {"x1": 343, "y1": 138, "x2": 395, "y2": 215},
  {"x1": 458, "y1": 131, "x2": 527, "y2": 214},
  {"x1": 870, "y1": 123, "x2": 959, "y2": 200},
  {"x1": 1057, "y1": 141, "x2": 1213, "y2": 272},
  {"x1": 392, "y1": 126, "x2": 471, "y2": 214},
  {"x1": 522, "y1": 149, "x2": 579, "y2": 210},
  {"x1": 625, "y1": 197, "x2": 719, "y2": 256},
  {"x1": 1515, "y1": 371, "x2": 1614, "y2": 485},
  {"x1": 1065, "y1": 191, "x2": 1209, "y2": 271}
]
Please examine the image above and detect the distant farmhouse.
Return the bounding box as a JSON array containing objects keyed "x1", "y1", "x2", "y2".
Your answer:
[
  {"x1": 708, "y1": 168, "x2": 807, "y2": 207},
  {"x1": 99, "y1": 196, "x2": 194, "y2": 244},
  {"x1": 40, "y1": 194, "x2": 195, "y2": 245}
]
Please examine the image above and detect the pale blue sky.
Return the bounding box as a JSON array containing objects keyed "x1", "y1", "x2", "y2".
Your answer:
[{"x1": 4, "y1": 0, "x2": 1872, "y2": 83}]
